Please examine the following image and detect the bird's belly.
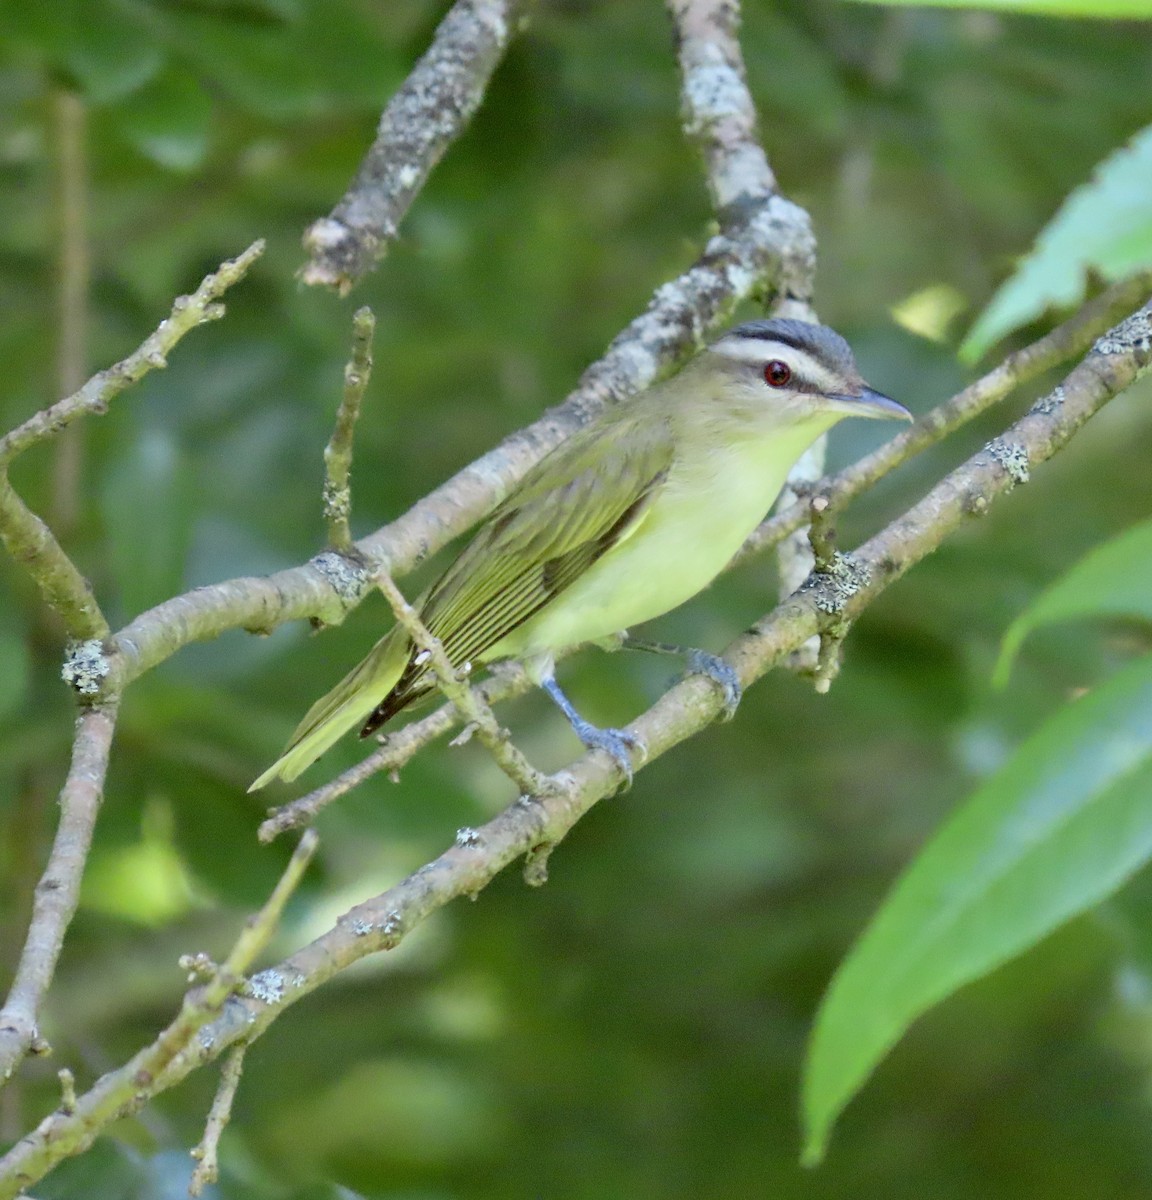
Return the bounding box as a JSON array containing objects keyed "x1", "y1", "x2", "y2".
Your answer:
[{"x1": 490, "y1": 456, "x2": 789, "y2": 659}]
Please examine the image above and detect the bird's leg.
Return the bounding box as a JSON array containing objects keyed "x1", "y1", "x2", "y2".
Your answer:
[
  {"x1": 621, "y1": 636, "x2": 742, "y2": 721},
  {"x1": 539, "y1": 674, "x2": 645, "y2": 788}
]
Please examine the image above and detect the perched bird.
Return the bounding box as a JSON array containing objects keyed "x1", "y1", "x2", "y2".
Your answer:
[{"x1": 251, "y1": 318, "x2": 909, "y2": 790}]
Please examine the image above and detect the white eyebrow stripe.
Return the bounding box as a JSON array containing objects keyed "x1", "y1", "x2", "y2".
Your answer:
[
  {"x1": 710, "y1": 339, "x2": 846, "y2": 393},
  {"x1": 710, "y1": 337, "x2": 802, "y2": 365}
]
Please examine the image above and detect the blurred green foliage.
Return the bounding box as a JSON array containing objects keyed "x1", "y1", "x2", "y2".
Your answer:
[{"x1": 1, "y1": 1, "x2": 1152, "y2": 1197}]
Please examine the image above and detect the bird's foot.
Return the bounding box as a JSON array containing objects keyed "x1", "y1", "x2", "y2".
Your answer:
[
  {"x1": 570, "y1": 717, "x2": 647, "y2": 789},
  {"x1": 682, "y1": 649, "x2": 742, "y2": 721}
]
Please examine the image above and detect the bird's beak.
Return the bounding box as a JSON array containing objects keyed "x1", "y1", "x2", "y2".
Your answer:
[{"x1": 829, "y1": 385, "x2": 913, "y2": 422}]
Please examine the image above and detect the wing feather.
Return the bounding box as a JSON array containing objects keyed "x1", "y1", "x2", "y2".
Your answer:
[{"x1": 361, "y1": 412, "x2": 674, "y2": 732}]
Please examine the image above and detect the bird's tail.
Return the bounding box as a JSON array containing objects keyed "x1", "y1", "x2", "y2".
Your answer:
[{"x1": 249, "y1": 626, "x2": 409, "y2": 791}]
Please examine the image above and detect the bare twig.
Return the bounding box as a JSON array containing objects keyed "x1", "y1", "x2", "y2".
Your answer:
[
  {"x1": 4, "y1": 299, "x2": 1149, "y2": 1200},
  {"x1": 0, "y1": 476, "x2": 108, "y2": 640},
  {"x1": 259, "y1": 662, "x2": 534, "y2": 841},
  {"x1": 0, "y1": 700, "x2": 120, "y2": 1085},
  {"x1": 373, "y1": 570, "x2": 561, "y2": 798},
  {"x1": 301, "y1": 0, "x2": 532, "y2": 292},
  {"x1": 0, "y1": 831, "x2": 317, "y2": 1198},
  {"x1": 188, "y1": 1045, "x2": 246, "y2": 1197},
  {"x1": 0, "y1": 241, "x2": 264, "y2": 466},
  {"x1": 323, "y1": 307, "x2": 376, "y2": 550}
]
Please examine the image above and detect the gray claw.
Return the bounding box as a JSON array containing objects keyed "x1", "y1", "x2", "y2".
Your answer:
[
  {"x1": 684, "y1": 650, "x2": 742, "y2": 720},
  {"x1": 578, "y1": 724, "x2": 646, "y2": 789}
]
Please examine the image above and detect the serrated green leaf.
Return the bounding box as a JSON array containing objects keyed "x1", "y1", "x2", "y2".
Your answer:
[
  {"x1": 961, "y1": 123, "x2": 1152, "y2": 360},
  {"x1": 113, "y1": 66, "x2": 212, "y2": 171},
  {"x1": 802, "y1": 654, "x2": 1152, "y2": 1163},
  {"x1": 101, "y1": 427, "x2": 192, "y2": 620},
  {"x1": 849, "y1": 0, "x2": 1152, "y2": 14},
  {"x1": 995, "y1": 517, "x2": 1152, "y2": 686}
]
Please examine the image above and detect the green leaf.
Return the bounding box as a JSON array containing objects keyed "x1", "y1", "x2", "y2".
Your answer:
[
  {"x1": 101, "y1": 427, "x2": 192, "y2": 620},
  {"x1": 961, "y1": 123, "x2": 1152, "y2": 360},
  {"x1": 995, "y1": 517, "x2": 1152, "y2": 686},
  {"x1": 802, "y1": 653, "x2": 1152, "y2": 1163},
  {"x1": 848, "y1": 0, "x2": 1152, "y2": 14},
  {"x1": 113, "y1": 67, "x2": 213, "y2": 171}
]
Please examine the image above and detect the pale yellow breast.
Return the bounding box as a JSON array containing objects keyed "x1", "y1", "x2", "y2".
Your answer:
[{"x1": 490, "y1": 418, "x2": 827, "y2": 660}]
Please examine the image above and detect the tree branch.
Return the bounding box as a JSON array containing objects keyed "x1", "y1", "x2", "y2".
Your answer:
[
  {"x1": 0, "y1": 832, "x2": 317, "y2": 1199},
  {"x1": 0, "y1": 700, "x2": 120, "y2": 1085},
  {"x1": 322, "y1": 307, "x2": 375, "y2": 551},
  {"x1": 300, "y1": 0, "x2": 533, "y2": 292},
  {"x1": 0, "y1": 241, "x2": 264, "y2": 467},
  {"x1": 2, "y1": 297, "x2": 1147, "y2": 1199}
]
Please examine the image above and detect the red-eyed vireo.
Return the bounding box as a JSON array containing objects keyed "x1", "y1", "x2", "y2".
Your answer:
[{"x1": 251, "y1": 319, "x2": 910, "y2": 790}]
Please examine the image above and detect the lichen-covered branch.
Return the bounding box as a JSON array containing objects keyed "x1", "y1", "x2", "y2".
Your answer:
[
  {"x1": 323, "y1": 307, "x2": 375, "y2": 550},
  {"x1": 3, "y1": 298, "x2": 1147, "y2": 1200},
  {"x1": 0, "y1": 832, "x2": 316, "y2": 1198},
  {"x1": 300, "y1": 0, "x2": 532, "y2": 292},
  {"x1": 668, "y1": 0, "x2": 777, "y2": 212},
  {"x1": 0, "y1": 700, "x2": 120, "y2": 1086}
]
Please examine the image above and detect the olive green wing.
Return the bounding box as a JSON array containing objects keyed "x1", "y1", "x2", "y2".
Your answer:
[{"x1": 363, "y1": 412, "x2": 674, "y2": 730}]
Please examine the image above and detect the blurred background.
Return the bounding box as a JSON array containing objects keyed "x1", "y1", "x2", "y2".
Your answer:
[{"x1": 2, "y1": 1, "x2": 1152, "y2": 1196}]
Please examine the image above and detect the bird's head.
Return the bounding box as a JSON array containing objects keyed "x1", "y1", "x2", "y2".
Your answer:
[{"x1": 700, "y1": 318, "x2": 911, "y2": 428}]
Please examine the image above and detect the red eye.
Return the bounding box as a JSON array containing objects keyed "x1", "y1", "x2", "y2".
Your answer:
[{"x1": 764, "y1": 360, "x2": 791, "y2": 387}]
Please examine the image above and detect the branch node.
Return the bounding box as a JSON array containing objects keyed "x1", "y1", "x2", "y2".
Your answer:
[
  {"x1": 310, "y1": 550, "x2": 373, "y2": 611},
  {"x1": 60, "y1": 638, "x2": 110, "y2": 696},
  {"x1": 179, "y1": 953, "x2": 217, "y2": 984},
  {"x1": 57, "y1": 1068, "x2": 76, "y2": 1116},
  {"x1": 522, "y1": 843, "x2": 552, "y2": 888}
]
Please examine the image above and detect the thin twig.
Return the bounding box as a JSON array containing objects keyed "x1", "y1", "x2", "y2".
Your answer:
[
  {"x1": 188, "y1": 1045, "x2": 246, "y2": 1197},
  {"x1": 736, "y1": 269, "x2": 1152, "y2": 566},
  {"x1": 258, "y1": 662, "x2": 533, "y2": 841},
  {"x1": 0, "y1": 243, "x2": 264, "y2": 640},
  {"x1": 800, "y1": 495, "x2": 847, "y2": 693},
  {"x1": 0, "y1": 831, "x2": 317, "y2": 1198},
  {"x1": 301, "y1": 0, "x2": 532, "y2": 291},
  {"x1": 0, "y1": 241, "x2": 264, "y2": 466},
  {"x1": 0, "y1": 701, "x2": 120, "y2": 1085},
  {"x1": 373, "y1": 570, "x2": 561, "y2": 798},
  {"x1": 323, "y1": 308, "x2": 375, "y2": 550},
  {"x1": 3, "y1": 302, "x2": 1149, "y2": 1199}
]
